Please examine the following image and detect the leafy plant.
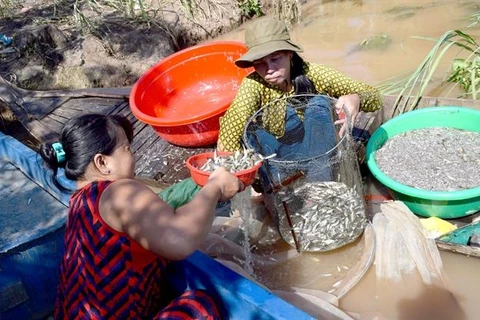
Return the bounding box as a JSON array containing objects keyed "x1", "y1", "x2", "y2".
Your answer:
[
  {"x1": 377, "y1": 29, "x2": 480, "y2": 115},
  {"x1": 447, "y1": 56, "x2": 480, "y2": 99},
  {"x1": 238, "y1": 0, "x2": 262, "y2": 18}
]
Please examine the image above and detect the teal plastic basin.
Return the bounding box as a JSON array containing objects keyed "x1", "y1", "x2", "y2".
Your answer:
[{"x1": 366, "y1": 106, "x2": 480, "y2": 219}]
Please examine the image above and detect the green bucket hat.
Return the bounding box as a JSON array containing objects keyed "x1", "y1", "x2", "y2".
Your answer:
[{"x1": 235, "y1": 18, "x2": 303, "y2": 69}]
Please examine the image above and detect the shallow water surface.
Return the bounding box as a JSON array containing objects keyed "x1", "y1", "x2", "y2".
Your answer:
[
  {"x1": 340, "y1": 250, "x2": 480, "y2": 319},
  {"x1": 216, "y1": 0, "x2": 480, "y2": 97}
]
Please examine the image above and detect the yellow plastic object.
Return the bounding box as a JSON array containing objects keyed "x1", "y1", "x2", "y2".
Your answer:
[{"x1": 420, "y1": 217, "x2": 457, "y2": 238}]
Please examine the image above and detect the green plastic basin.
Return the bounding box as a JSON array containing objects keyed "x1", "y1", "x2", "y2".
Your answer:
[{"x1": 366, "y1": 106, "x2": 480, "y2": 219}]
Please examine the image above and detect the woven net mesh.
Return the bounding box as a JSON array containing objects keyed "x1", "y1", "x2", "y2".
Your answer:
[{"x1": 243, "y1": 94, "x2": 367, "y2": 252}]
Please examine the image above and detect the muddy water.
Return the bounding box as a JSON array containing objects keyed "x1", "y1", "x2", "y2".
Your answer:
[
  {"x1": 340, "y1": 251, "x2": 480, "y2": 319},
  {"x1": 252, "y1": 231, "x2": 369, "y2": 294},
  {"x1": 216, "y1": 0, "x2": 480, "y2": 97}
]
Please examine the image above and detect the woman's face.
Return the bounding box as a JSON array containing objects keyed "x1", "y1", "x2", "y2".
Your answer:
[
  {"x1": 253, "y1": 51, "x2": 293, "y2": 88},
  {"x1": 107, "y1": 128, "x2": 135, "y2": 179}
]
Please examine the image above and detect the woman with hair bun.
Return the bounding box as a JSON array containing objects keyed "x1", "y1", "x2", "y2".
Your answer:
[{"x1": 40, "y1": 113, "x2": 243, "y2": 319}]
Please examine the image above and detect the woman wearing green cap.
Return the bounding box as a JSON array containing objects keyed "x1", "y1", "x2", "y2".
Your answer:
[{"x1": 217, "y1": 17, "x2": 383, "y2": 152}]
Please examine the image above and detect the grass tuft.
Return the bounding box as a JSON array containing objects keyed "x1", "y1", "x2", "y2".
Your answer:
[{"x1": 0, "y1": 0, "x2": 18, "y2": 19}]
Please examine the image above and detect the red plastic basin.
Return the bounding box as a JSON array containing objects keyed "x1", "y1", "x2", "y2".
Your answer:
[
  {"x1": 186, "y1": 152, "x2": 262, "y2": 187},
  {"x1": 129, "y1": 41, "x2": 252, "y2": 147}
]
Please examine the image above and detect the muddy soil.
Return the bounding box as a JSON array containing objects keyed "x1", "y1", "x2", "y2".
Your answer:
[{"x1": 0, "y1": 0, "x2": 252, "y2": 90}]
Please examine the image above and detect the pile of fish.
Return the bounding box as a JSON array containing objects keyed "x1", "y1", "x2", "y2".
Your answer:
[
  {"x1": 375, "y1": 127, "x2": 480, "y2": 191},
  {"x1": 199, "y1": 149, "x2": 275, "y2": 173},
  {"x1": 276, "y1": 181, "x2": 367, "y2": 252}
]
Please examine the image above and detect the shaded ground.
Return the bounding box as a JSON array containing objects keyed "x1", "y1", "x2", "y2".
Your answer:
[
  {"x1": 0, "y1": 102, "x2": 38, "y2": 148},
  {"x1": 0, "y1": 0, "x2": 249, "y2": 91}
]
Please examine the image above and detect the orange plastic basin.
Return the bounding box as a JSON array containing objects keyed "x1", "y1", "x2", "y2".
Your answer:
[
  {"x1": 129, "y1": 41, "x2": 252, "y2": 147},
  {"x1": 186, "y1": 152, "x2": 262, "y2": 187}
]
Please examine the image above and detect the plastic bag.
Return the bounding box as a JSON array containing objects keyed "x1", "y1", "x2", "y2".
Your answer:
[{"x1": 372, "y1": 201, "x2": 446, "y2": 285}]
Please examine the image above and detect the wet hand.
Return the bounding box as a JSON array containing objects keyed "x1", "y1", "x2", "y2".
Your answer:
[
  {"x1": 207, "y1": 167, "x2": 245, "y2": 201},
  {"x1": 334, "y1": 94, "x2": 360, "y2": 137}
]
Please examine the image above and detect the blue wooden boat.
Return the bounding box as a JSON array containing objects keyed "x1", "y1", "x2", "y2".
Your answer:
[
  {"x1": 438, "y1": 222, "x2": 480, "y2": 245},
  {"x1": 0, "y1": 132, "x2": 72, "y2": 319},
  {"x1": 435, "y1": 222, "x2": 480, "y2": 258},
  {"x1": 0, "y1": 131, "x2": 317, "y2": 320}
]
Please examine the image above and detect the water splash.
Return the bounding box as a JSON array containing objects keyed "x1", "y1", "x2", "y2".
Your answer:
[{"x1": 230, "y1": 186, "x2": 254, "y2": 275}]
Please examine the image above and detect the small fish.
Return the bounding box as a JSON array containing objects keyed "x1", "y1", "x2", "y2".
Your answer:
[
  {"x1": 198, "y1": 149, "x2": 276, "y2": 173},
  {"x1": 275, "y1": 181, "x2": 367, "y2": 251}
]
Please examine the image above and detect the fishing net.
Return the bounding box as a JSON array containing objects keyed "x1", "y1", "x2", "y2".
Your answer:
[{"x1": 243, "y1": 94, "x2": 367, "y2": 252}]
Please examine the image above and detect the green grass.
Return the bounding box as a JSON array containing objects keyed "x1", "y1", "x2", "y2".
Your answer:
[
  {"x1": 0, "y1": 0, "x2": 17, "y2": 18},
  {"x1": 238, "y1": 0, "x2": 262, "y2": 18},
  {"x1": 377, "y1": 9, "x2": 480, "y2": 114},
  {"x1": 468, "y1": 11, "x2": 480, "y2": 28},
  {"x1": 179, "y1": 0, "x2": 196, "y2": 18},
  {"x1": 72, "y1": 0, "x2": 152, "y2": 32},
  {"x1": 378, "y1": 29, "x2": 480, "y2": 115},
  {"x1": 66, "y1": 0, "x2": 265, "y2": 34}
]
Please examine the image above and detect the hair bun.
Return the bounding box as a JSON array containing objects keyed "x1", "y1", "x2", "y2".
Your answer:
[
  {"x1": 39, "y1": 142, "x2": 65, "y2": 169},
  {"x1": 52, "y1": 142, "x2": 66, "y2": 165}
]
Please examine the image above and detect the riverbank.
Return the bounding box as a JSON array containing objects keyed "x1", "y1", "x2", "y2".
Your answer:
[{"x1": 0, "y1": 0, "x2": 301, "y2": 91}]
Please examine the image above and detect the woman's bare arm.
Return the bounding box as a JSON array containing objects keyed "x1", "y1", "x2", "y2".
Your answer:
[{"x1": 100, "y1": 168, "x2": 242, "y2": 260}]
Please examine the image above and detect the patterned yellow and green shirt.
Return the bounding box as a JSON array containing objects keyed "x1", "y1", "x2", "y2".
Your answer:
[{"x1": 218, "y1": 62, "x2": 383, "y2": 151}]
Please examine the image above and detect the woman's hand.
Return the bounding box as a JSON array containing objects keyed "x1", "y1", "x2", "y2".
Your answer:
[
  {"x1": 334, "y1": 94, "x2": 360, "y2": 137},
  {"x1": 207, "y1": 166, "x2": 244, "y2": 201}
]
